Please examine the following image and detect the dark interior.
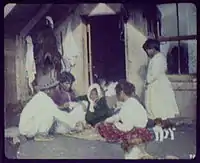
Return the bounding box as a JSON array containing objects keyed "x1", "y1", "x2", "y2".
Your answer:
[{"x1": 88, "y1": 15, "x2": 126, "y2": 83}]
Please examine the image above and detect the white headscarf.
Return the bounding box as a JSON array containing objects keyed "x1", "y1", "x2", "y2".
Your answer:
[{"x1": 87, "y1": 83, "x2": 103, "y2": 112}]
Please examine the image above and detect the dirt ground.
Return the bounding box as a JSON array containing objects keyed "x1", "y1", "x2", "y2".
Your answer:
[{"x1": 4, "y1": 102, "x2": 196, "y2": 159}]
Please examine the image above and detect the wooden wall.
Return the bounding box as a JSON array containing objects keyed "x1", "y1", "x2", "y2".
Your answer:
[
  {"x1": 4, "y1": 37, "x2": 18, "y2": 106},
  {"x1": 4, "y1": 35, "x2": 29, "y2": 107}
]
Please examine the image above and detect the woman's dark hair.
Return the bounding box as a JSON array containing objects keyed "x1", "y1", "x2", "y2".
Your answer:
[
  {"x1": 142, "y1": 39, "x2": 160, "y2": 52},
  {"x1": 58, "y1": 71, "x2": 75, "y2": 84},
  {"x1": 115, "y1": 80, "x2": 135, "y2": 97}
]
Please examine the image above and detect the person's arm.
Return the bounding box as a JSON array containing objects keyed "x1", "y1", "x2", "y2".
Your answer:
[
  {"x1": 147, "y1": 54, "x2": 167, "y2": 85},
  {"x1": 114, "y1": 121, "x2": 133, "y2": 132},
  {"x1": 51, "y1": 104, "x2": 75, "y2": 128},
  {"x1": 115, "y1": 101, "x2": 148, "y2": 132},
  {"x1": 105, "y1": 114, "x2": 120, "y2": 123},
  {"x1": 114, "y1": 104, "x2": 135, "y2": 132},
  {"x1": 114, "y1": 115, "x2": 134, "y2": 132},
  {"x1": 58, "y1": 104, "x2": 67, "y2": 110},
  {"x1": 69, "y1": 90, "x2": 78, "y2": 102},
  {"x1": 94, "y1": 97, "x2": 113, "y2": 118},
  {"x1": 75, "y1": 95, "x2": 88, "y2": 101},
  {"x1": 51, "y1": 90, "x2": 66, "y2": 107}
]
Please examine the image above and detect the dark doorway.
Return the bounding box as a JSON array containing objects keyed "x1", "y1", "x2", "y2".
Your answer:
[{"x1": 88, "y1": 15, "x2": 126, "y2": 83}]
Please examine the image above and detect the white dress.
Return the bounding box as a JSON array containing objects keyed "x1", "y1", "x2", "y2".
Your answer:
[{"x1": 145, "y1": 52, "x2": 179, "y2": 120}]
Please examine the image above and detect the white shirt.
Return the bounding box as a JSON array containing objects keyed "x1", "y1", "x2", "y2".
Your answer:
[
  {"x1": 106, "y1": 97, "x2": 148, "y2": 132},
  {"x1": 19, "y1": 91, "x2": 75, "y2": 136}
]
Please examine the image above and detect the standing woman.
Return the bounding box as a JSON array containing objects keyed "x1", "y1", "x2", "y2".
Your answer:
[
  {"x1": 96, "y1": 80, "x2": 154, "y2": 159},
  {"x1": 143, "y1": 39, "x2": 179, "y2": 120}
]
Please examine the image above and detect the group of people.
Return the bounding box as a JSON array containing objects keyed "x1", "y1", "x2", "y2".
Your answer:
[{"x1": 18, "y1": 38, "x2": 179, "y2": 159}]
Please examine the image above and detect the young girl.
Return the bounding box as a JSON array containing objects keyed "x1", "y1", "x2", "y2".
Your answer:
[
  {"x1": 142, "y1": 39, "x2": 180, "y2": 120},
  {"x1": 95, "y1": 80, "x2": 154, "y2": 159},
  {"x1": 76, "y1": 83, "x2": 112, "y2": 127}
]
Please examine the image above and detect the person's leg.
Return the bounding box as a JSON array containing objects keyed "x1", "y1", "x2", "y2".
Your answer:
[
  {"x1": 168, "y1": 128, "x2": 174, "y2": 140},
  {"x1": 124, "y1": 127, "x2": 155, "y2": 159},
  {"x1": 54, "y1": 120, "x2": 71, "y2": 134},
  {"x1": 164, "y1": 129, "x2": 169, "y2": 139},
  {"x1": 123, "y1": 127, "x2": 154, "y2": 152},
  {"x1": 146, "y1": 119, "x2": 155, "y2": 128},
  {"x1": 154, "y1": 130, "x2": 159, "y2": 141},
  {"x1": 67, "y1": 103, "x2": 86, "y2": 130},
  {"x1": 96, "y1": 122, "x2": 125, "y2": 143},
  {"x1": 159, "y1": 128, "x2": 164, "y2": 142},
  {"x1": 34, "y1": 116, "x2": 54, "y2": 141},
  {"x1": 125, "y1": 145, "x2": 143, "y2": 159}
]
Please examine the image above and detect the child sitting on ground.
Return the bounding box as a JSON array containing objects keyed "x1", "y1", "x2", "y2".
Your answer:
[{"x1": 76, "y1": 83, "x2": 113, "y2": 127}]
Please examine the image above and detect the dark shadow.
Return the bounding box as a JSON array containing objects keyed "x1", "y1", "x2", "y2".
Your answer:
[
  {"x1": 137, "y1": 64, "x2": 148, "y2": 106},
  {"x1": 167, "y1": 43, "x2": 189, "y2": 74}
]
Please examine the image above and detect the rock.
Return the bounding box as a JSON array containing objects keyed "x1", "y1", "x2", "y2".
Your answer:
[
  {"x1": 5, "y1": 127, "x2": 20, "y2": 138},
  {"x1": 13, "y1": 137, "x2": 20, "y2": 144}
]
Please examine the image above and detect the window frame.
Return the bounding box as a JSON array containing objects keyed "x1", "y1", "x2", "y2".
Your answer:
[{"x1": 155, "y1": 3, "x2": 197, "y2": 80}]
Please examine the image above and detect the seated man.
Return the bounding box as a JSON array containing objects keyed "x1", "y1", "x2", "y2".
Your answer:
[
  {"x1": 18, "y1": 76, "x2": 84, "y2": 141},
  {"x1": 76, "y1": 83, "x2": 113, "y2": 127}
]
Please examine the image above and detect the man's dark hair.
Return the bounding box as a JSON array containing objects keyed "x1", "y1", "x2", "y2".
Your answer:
[
  {"x1": 142, "y1": 39, "x2": 160, "y2": 52},
  {"x1": 58, "y1": 71, "x2": 75, "y2": 84}
]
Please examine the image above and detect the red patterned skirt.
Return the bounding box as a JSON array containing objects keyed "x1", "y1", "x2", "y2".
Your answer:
[{"x1": 96, "y1": 122, "x2": 154, "y2": 151}]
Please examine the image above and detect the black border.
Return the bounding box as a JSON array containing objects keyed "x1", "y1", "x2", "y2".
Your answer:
[{"x1": 2, "y1": 0, "x2": 199, "y2": 163}]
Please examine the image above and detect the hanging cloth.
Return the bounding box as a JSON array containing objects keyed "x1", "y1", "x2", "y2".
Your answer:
[
  {"x1": 62, "y1": 15, "x2": 82, "y2": 68},
  {"x1": 25, "y1": 36, "x2": 36, "y2": 94},
  {"x1": 60, "y1": 56, "x2": 72, "y2": 73}
]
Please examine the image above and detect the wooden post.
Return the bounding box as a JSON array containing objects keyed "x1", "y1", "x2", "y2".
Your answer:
[
  {"x1": 4, "y1": 36, "x2": 18, "y2": 106},
  {"x1": 81, "y1": 17, "x2": 89, "y2": 92},
  {"x1": 15, "y1": 35, "x2": 29, "y2": 102}
]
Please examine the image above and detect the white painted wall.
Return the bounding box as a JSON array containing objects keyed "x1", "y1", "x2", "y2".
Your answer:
[
  {"x1": 55, "y1": 13, "x2": 87, "y2": 95},
  {"x1": 126, "y1": 9, "x2": 148, "y2": 102}
]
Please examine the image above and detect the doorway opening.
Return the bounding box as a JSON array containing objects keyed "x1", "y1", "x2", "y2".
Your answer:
[{"x1": 87, "y1": 15, "x2": 126, "y2": 84}]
